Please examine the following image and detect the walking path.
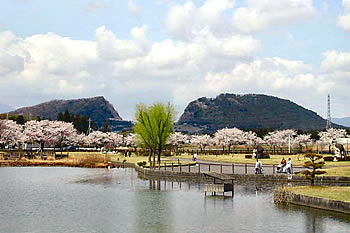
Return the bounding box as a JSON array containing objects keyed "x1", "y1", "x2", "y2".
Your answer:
[{"x1": 159, "y1": 158, "x2": 304, "y2": 175}]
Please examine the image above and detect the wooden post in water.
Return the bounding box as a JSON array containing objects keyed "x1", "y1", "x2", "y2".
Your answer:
[
  {"x1": 165, "y1": 163, "x2": 166, "y2": 171},
  {"x1": 198, "y1": 163, "x2": 201, "y2": 173},
  {"x1": 209, "y1": 164, "x2": 211, "y2": 172},
  {"x1": 245, "y1": 164, "x2": 247, "y2": 174},
  {"x1": 220, "y1": 164, "x2": 223, "y2": 173},
  {"x1": 232, "y1": 180, "x2": 234, "y2": 197},
  {"x1": 188, "y1": 163, "x2": 190, "y2": 172},
  {"x1": 172, "y1": 163, "x2": 173, "y2": 171},
  {"x1": 232, "y1": 164, "x2": 235, "y2": 174},
  {"x1": 273, "y1": 165, "x2": 275, "y2": 175},
  {"x1": 180, "y1": 162, "x2": 182, "y2": 172}
]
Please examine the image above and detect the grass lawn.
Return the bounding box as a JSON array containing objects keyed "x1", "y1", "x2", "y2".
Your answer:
[
  {"x1": 322, "y1": 166, "x2": 350, "y2": 177},
  {"x1": 285, "y1": 186, "x2": 350, "y2": 202}
]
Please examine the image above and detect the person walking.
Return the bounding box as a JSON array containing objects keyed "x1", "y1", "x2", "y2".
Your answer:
[
  {"x1": 255, "y1": 159, "x2": 263, "y2": 174},
  {"x1": 287, "y1": 158, "x2": 293, "y2": 174}
]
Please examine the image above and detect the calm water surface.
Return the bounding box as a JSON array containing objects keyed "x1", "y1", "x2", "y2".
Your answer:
[{"x1": 0, "y1": 167, "x2": 349, "y2": 233}]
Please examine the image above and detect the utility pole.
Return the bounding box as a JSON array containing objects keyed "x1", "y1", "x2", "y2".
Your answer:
[
  {"x1": 87, "y1": 118, "x2": 92, "y2": 135},
  {"x1": 326, "y1": 94, "x2": 332, "y2": 129},
  {"x1": 288, "y1": 134, "x2": 291, "y2": 153}
]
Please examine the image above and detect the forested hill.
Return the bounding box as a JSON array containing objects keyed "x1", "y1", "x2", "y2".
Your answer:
[
  {"x1": 9, "y1": 96, "x2": 123, "y2": 128},
  {"x1": 177, "y1": 93, "x2": 340, "y2": 133}
]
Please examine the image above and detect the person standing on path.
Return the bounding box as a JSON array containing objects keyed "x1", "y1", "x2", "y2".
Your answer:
[{"x1": 287, "y1": 158, "x2": 293, "y2": 174}]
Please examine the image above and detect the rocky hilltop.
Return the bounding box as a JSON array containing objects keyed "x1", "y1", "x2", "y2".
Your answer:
[
  {"x1": 177, "y1": 93, "x2": 334, "y2": 133},
  {"x1": 9, "y1": 96, "x2": 132, "y2": 130}
]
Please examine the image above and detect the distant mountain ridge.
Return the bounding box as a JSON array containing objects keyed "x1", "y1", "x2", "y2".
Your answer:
[
  {"x1": 9, "y1": 96, "x2": 132, "y2": 131},
  {"x1": 177, "y1": 93, "x2": 342, "y2": 133},
  {"x1": 332, "y1": 117, "x2": 350, "y2": 127},
  {"x1": 0, "y1": 104, "x2": 13, "y2": 113}
]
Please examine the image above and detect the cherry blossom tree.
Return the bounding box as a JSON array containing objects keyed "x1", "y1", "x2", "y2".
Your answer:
[
  {"x1": 86, "y1": 131, "x2": 109, "y2": 148},
  {"x1": 317, "y1": 128, "x2": 347, "y2": 145},
  {"x1": 0, "y1": 120, "x2": 24, "y2": 148},
  {"x1": 107, "y1": 132, "x2": 124, "y2": 147},
  {"x1": 263, "y1": 129, "x2": 296, "y2": 151},
  {"x1": 214, "y1": 127, "x2": 245, "y2": 153},
  {"x1": 24, "y1": 120, "x2": 58, "y2": 151},
  {"x1": 70, "y1": 133, "x2": 88, "y2": 147},
  {"x1": 51, "y1": 121, "x2": 78, "y2": 152},
  {"x1": 125, "y1": 133, "x2": 140, "y2": 147},
  {"x1": 317, "y1": 128, "x2": 348, "y2": 153},
  {"x1": 293, "y1": 134, "x2": 312, "y2": 152},
  {"x1": 168, "y1": 132, "x2": 188, "y2": 151},
  {"x1": 190, "y1": 134, "x2": 212, "y2": 153},
  {"x1": 243, "y1": 131, "x2": 265, "y2": 147}
]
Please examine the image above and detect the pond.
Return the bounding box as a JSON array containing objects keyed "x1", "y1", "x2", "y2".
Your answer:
[{"x1": 0, "y1": 167, "x2": 349, "y2": 233}]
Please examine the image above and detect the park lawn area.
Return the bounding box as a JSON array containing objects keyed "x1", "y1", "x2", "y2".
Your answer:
[
  {"x1": 285, "y1": 186, "x2": 350, "y2": 202},
  {"x1": 321, "y1": 166, "x2": 350, "y2": 177}
]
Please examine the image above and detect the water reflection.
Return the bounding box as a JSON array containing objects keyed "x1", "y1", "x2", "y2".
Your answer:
[
  {"x1": 0, "y1": 167, "x2": 349, "y2": 233},
  {"x1": 133, "y1": 180, "x2": 173, "y2": 233},
  {"x1": 276, "y1": 203, "x2": 350, "y2": 231}
]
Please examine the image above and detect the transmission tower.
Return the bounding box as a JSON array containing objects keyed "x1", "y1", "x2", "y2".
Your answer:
[{"x1": 326, "y1": 94, "x2": 332, "y2": 129}]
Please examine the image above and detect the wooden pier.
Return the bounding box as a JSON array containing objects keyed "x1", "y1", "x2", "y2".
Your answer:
[{"x1": 203, "y1": 172, "x2": 235, "y2": 197}]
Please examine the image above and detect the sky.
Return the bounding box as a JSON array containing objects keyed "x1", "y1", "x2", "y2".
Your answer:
[{"x1": 0, "y1": 0, "x2": 349, "y2": 120}]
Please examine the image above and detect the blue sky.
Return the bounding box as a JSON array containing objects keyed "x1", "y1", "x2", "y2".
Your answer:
[{"x1": 0, "y1": 0, "x2": 349, "y2": 120}]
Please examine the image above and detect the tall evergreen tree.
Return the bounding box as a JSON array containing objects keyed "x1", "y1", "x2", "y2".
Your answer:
[{"x1": 102, "y1": 120, "x2": 110, "y2": 132}]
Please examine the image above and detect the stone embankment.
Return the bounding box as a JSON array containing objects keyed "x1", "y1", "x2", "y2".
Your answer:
[{"x1": 274, "y1": 188, "x2": 350, "y2": 215}]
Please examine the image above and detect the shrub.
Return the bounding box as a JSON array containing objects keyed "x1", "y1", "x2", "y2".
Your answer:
[
  {"x1": 300, "y1": 153, "x2": 326, "y2": 185},
  {"x1": 323, "y1": 156, "x2": 334, "y2": 161},
  {"x1": 137, "y1": 161, "x2": 147, "y2": 167}
]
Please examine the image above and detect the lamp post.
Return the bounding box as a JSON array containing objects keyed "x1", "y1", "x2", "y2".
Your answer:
[{"x1": 288, "y1": 134, "x2": 291, "y2": 154}]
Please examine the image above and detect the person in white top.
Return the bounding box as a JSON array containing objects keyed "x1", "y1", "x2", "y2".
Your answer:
[
  {"x1": 286, "y1": 158, "x2": 293, "y2": 174},
  {"x1": 192, "y1": 153, "x2": 197, "y2": 162},
  {"x1": 255, "y1": 159, "x2": 263, "y2": 174}
]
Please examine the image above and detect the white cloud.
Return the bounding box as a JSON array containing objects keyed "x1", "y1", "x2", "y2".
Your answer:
[
  {"x1": 0, "y1": 23, "x2": 349, "y2": 119},
  {"x1": 166, "y1": 0, "x2": 234, "y2": 40},
  {"x1": 96, "y1": 26, "x2": 149, "y2": 60},
  {"x1": 233, "y1": 0, "x2": 315, "y2": 33},
  {"x1": 128, "y1": 0, "x2": 143, "y2": 17},
  {"x1": 337, "y1": 0, "x2": 350, "y2": 31},
  {"x1": 87, "y1": 0, "x2": 111, "y2": 12},
  {"x1": 321, "y1": 50, "x2": 350, "y2": 72}
]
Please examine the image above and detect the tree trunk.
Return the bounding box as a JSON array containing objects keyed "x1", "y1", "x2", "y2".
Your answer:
[
  {"x1": 153, "y1": 152, "x2": 156, "y2": 168},
  {"x1": 148, "y1": 149, "x2": 152, "y2": 166},
  {"x1": 157, "y1": 146, "x2": 161, "y2": 164}
]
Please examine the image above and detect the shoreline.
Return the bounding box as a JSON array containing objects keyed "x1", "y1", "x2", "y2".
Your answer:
[
  {"x1": 0, "y1": 160, "x2": 116, "y2": 168},
  {"x1": 2, "y1": 160, "x2": 350, "y2": 184},
  {"x1": 274, "y1": 187, "x2": 350, "y2": 215}
]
